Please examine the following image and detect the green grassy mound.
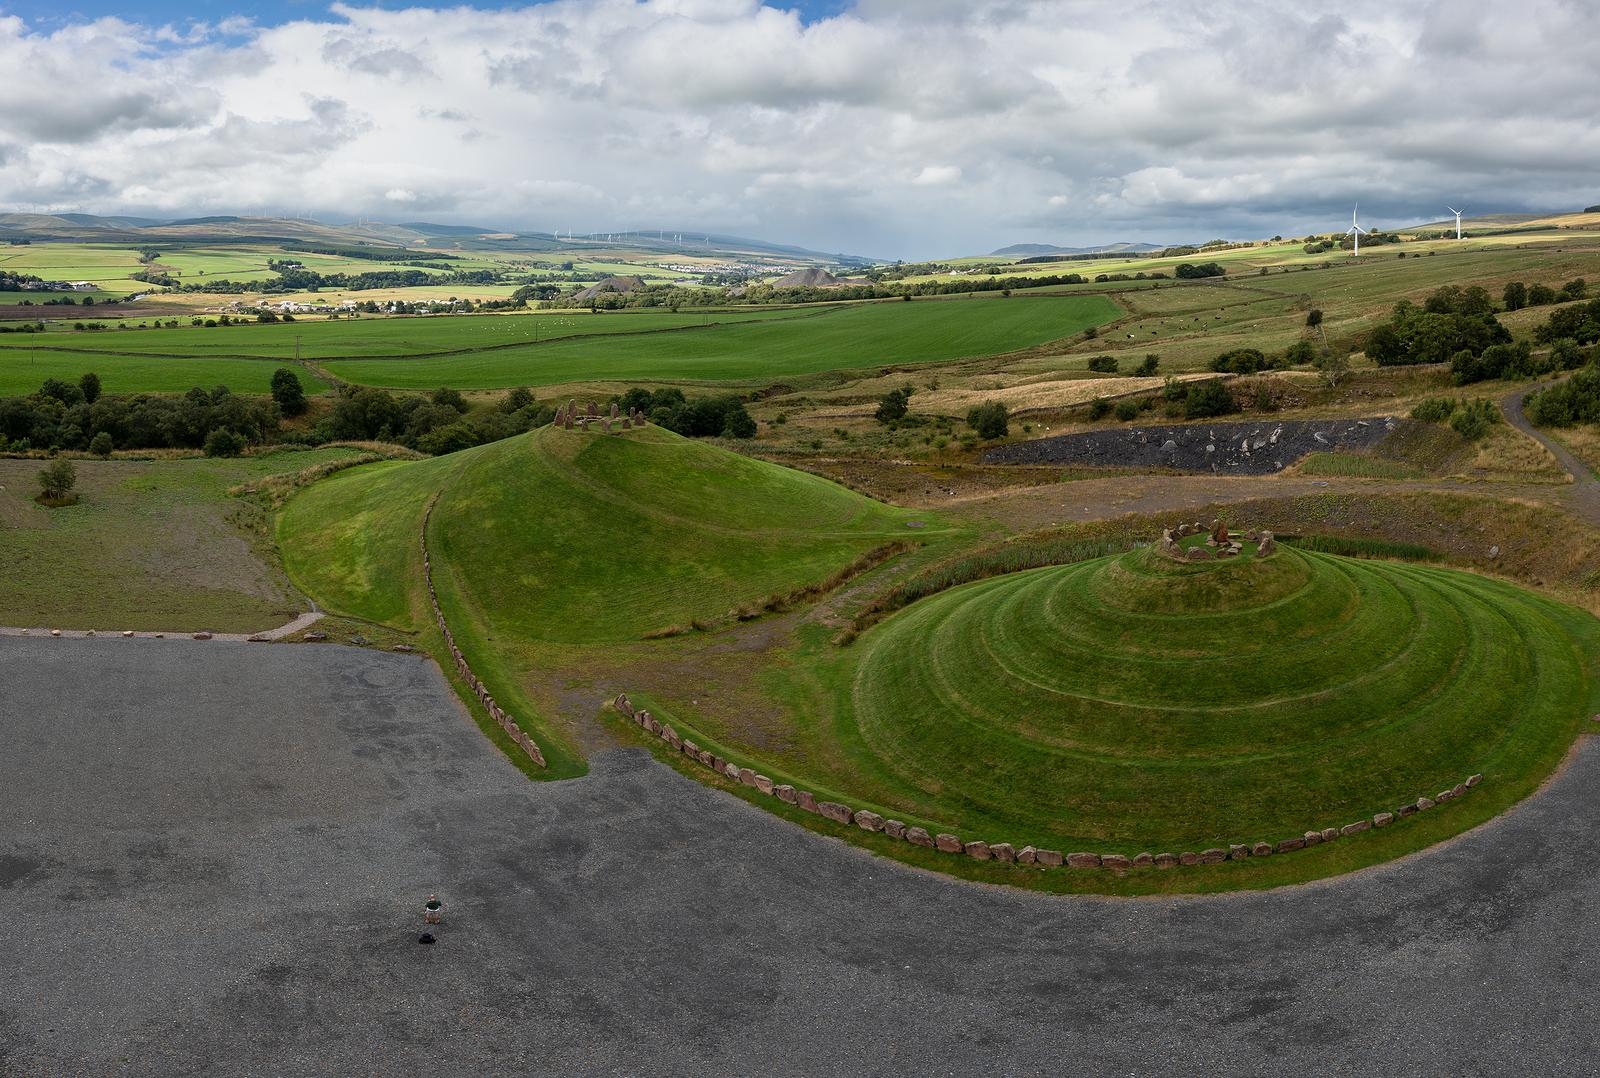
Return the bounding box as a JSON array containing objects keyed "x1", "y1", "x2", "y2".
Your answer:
[
  {"x1": 819, "y1": 544, "x2": 1598, "y2": 854},
  {"x1": 277, "y1": 424, "x2": 931, "y2": 773}
]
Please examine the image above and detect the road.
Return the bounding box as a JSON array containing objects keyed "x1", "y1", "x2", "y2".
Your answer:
[{"x1": 3, "y1": 637, "x2": 1598, "y2": 1075}]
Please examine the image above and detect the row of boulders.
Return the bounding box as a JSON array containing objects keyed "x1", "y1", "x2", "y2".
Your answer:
[
  {"x1": 617, "y1": 684, "x2": 1488, "y2": 872},
  {"x1": 553, "y1": 400, "x2": 647, "y2": 433},
  {"x1": 421, "y1": 497, "x2": 547, "y2": 769}
]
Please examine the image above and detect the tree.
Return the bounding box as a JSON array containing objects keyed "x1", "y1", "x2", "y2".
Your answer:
[
  {"x1": 501, "y1": 386, "x2": 535, "y2": 413},
  {"x1": 79, "y1": 372, "x2": 102, "y2": 404},
  {"x1": 37, "y1": 457, "x2": 77, "y2": 501},
  {"x1": 38, "y1": 378, "x2": 84, "y2": 406},
  {"x1": 875, "y1": 386, "x2": 912, "y2": 423},
  {"x1": 1087, "y1": 355, "x2": 1119, "y2": 374},
  {"x1": 1314, "y1": 348, "x2": 1352, "y2": 387},
  {"x1": 1305, "y1": 308, "x2": 1324, "y2": 328},
  {"x1": 1135, "y1": 354, "x2": 1160, "y2": 376},
  {"x1": 967, "y1": 401, "x2": 1009, "y2": 440},
  {"x1": 270, "y1": 368, "x2": 308, "y2": 417},
  {"x1": 721, "y1": 403, "x2": 757, "y2": 439},
  {"x1": 1183, "y1": 380, "x2": 1238, "y2": 419},
  {"x1": 203, "y1": 428, "x2": 246, "y2": 457},
  {"x1": 1283, "y1": 340, "x2": 1317, "y2": 367},
  {"x1": 1502, "y1": 281, "x2": 1527, "y2": 312},
  {"x1": 431, "y1": 386, "x2": 468, "y2": 414},
  {"x1": 89, "y1": 431, "x2": 114, "y2": 457}
]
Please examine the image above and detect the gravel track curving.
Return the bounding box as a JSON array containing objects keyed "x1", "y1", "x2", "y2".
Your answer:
[{"x1": 3, "y1": 637, "x2": 1599, "y2": 1075}]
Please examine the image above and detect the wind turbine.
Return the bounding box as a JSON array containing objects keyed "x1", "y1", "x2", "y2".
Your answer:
[
  {"x1": 1446, "y1": 206, "x2": 1464, "y2": 240},
  {"x1": 1346, "y1": 204, "x2": 1370, "y2": 256}
]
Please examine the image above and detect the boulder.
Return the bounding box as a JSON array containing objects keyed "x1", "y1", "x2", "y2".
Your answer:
[
  {"x1": 1229, "y1": 844, "x2": 1249, "y2": 861},
  {"x1": 1340, "y1": 820, "x2": 1372, "y2": 837},
  {"x1": 987, "y1": 843, "x2": 1016, "y2": 863},
  {"x1": 1199, "y1": 848, "x2": 1228, "y2": 865},
  {"x1": 122, "y1": 630, "x2": 134, "y2": 637},
  {"x1": 712, "y1": 755, "x2": 727, "y2": 773},
  {"x1": 1452, "y1": 783, "x2": 1468, "y2": 798},
  {"x1": 737, "y1": 767, "x2": 758, "y2": 787},
  {"x1": 964, "y1": 841, "x2": 992, "y2": 861},
  {"x1": 753, "y1": 775, "x2": 775, "y2": 796},
  {"x1": 1436, "y1": 789, "x2": 1455, "y2": 803},
  {"x1": 774, "y1": 784, "x2": 798, "y2": 804},
  {"x1": 1466, "y1": 773, "x2": 1483, "y2": 788},
  {"x1": 697, "y1": 750, "x2": 715, "y2": 767},
  {"x1": 1274, "y1": 837, "x2": 1306, "y2": 853},
  {"x1": 1100, "y1": 854, "x2": 1132, "y2": 870},
  {"x1": 192, "y1": 631, "x2": 213, "y2": 640},
  {"x1": 1252, "y1": 842, "x2": 1273, "y2": 857},
  {"x1": 1321, "y1": 827, "x2": 1339, "y2": 842},
  {"x1": 1416, "y1": 797, "x2": 1436, "y2": 812},
  {"x1": 1373, "y1": 812, "x2": 1395, "y2": 828},
  {"x1": 905, "y1": 826, "x2": 935, "y2": 848},
  {"x1": 1154, "y1": 853, "x2": 1178, "y2": 869},
  {"x1": 1017, "y1": 846, "x2": 1038, "y2": 865},
  {"x1": 1131, "y1": 852, "x2": 1154, "y2": 867},
  {"x1": 1397, "y1": 803, "x2": 1418, "y2": 817},
  {"x1": 1035, "y1": 849, "x2": 1064, "y2": 867},
  {"x1": 1178, "y1": 852, "x2": 1200, "y2": 866},
  {"x1": 884, "y1": 819, "x2": 907, "y2": 840},
  {"x1": 1067, "y1": 852, "x2": 1101, "y2": 868},
  {"x1": 853, "y1": 810, "x2": 885, "y2": 832},
  {"x1": 797, "y1": 791, "x2": 819, "y2": 813},
  {"x1": 818, "y1": 801, "x2": 853, "y2": 824},
  {"x1": 1186, "y1": 546, "x2": 1213, "y2": 561},
  {"x1": 1303, "y1": 831, "x2": 1323, "y2": 846},
  {"x1": 934, "y1": 833, "x2": 963, "y2": 854},
  {"x1": 1256, "y1": 531, "x2": 1276, "y2": 557}
]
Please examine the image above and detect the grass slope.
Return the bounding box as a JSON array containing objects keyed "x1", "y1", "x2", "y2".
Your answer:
[
  {"x1": 278, "y1": 424, "x2": 931, "y2": 773},
  {"x1": 827, "y1": 546, "x2": 1598, "y2": 850},
  {"x1": 0, "y1": 353, "x2": 330, "y2": 396}
]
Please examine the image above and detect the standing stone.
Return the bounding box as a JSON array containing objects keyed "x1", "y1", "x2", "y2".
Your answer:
[
  {"x1": 610, "y1": 402, "x2": 618, "y2": 419},
  {"x1": 1256, "y1": 530, "x2": 1276, "y2": 557},
  {"x1": 586, "y1": 400, "x2": 598, "y2": 418},
  {"x1": 1211, "y1": 519, "x2": 1229, "y2": 546}
]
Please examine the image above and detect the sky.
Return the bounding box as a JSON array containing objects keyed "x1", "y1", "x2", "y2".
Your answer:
[{"x1": 1, "y1": 0, "x2": 1596, "y2": 260}]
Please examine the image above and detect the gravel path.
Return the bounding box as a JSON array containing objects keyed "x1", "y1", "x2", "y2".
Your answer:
[
  {"x1": 1501, "y1": 385, "x2": 1600, "y2": 524},
  {"x1": 4, "y1": 637, "x2": 1598, "y2": 1075},
  {"x1": 0, "y1": 609, "x2": 321, "y2": 642}
]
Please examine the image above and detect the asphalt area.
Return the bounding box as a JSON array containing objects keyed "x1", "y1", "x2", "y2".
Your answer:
[{"x1": 3, "y1": 637, "x2": 1598, "y2": 1075}]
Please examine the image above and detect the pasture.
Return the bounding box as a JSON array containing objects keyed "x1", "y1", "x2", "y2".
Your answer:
[{"x1": 0, "y1": 352, "x2": 326, "y2": 395}]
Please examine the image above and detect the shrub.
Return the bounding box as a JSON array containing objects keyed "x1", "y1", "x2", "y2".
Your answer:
[
  {"x1": 501, "y1": 387, "x2": 535, "y2": 413},
  {"x1": 1305, "y1": 309, "x2": 1323, "y2": 327},
  {"x1": 1183, "y1": 380, "x2": 1238, "y2": 419},
  {"x1": 1410, "y1": 397, "x2": 1457, "y2": 423},
  {"x1": 1210, "y1": 348, "x2": 1275, "y2": 375},
  {"x1": 1087, "y1": 355, "x2": 1119, "y2": 374},
  {"x1": 967, "y1": 401, "x2": 1009, "y2": 440},
  {"x1": 1525, "y1": 365, "x2": 1600, "y2": 427},
  {"x1": 1113, "y1": 399, "x2": 1139, "y2": 421},
  {"x1": 1135, "y1": 354, "x2": 1160, "y2": 376},
  {"x1": 1174, "y1": 262, "x2": 1225, "y2": 279},
  {"x1": 37, "y1": 457, "x2": 77, "y2": 500},
  {"x1": 203, "y1": 428, "x2": 247, "y2": 457},
  {"x1": 876, "y1": 386, "x2": 913, "y2": 423},
  {"x1": 431, "y1": 386, "x2": 468, "y2": 414},
  {"x1": 1088, "y1": 399, "x2": 1112, "y2": 420},
  {"x1": 89, "y1": 431, "x2": 113, "y2": 457},
  {"x1": 1449, "y1": 399, "x2": 1500, "y2": 440}
]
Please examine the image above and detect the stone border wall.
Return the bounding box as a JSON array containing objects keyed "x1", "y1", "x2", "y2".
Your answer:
[
  {"x1": 422, "y1": 496, "x2": 546, "y2": 768},
  {"x1": 613, "y1": 692, "x2": 1483, "y2": 872}
]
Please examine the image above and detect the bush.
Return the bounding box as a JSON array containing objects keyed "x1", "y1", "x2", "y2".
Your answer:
[
  {"x1": 1305, "y1": 309, "x2": 1323, "y2": 327},
  {"x1": 1210, "y1": 348, "x2": 1276, "y2": 375},
  {"x1": 1449, "y1": 400, "x2": 1498, "y2": 441},
  {"x1": 1088, "y1": 399, "x2": 1112, "y2": 420},
  {"x1": 1135, "y1": 354, "x2": 1159, "y2": 376},
  {"x1": 431, "y1": 386, "x2": 468, "y2": 414},
  {"x1": 1174, "y1": 262, "x2": 1225, "y2": 279},
  {"x1": 270, "y1": 367, "x2": 308, "y2": 417},
  {"x1": 876, "y1": 386, "x2": 912, "y2": 423},
  {"x1": 1113, "y1": 399, "x2": 1140, "y2": 421},
  {"x1": 89, "y1": 431, "x2": 113, "y2": 457},
  {"x1": 967, "y1": 401, "x2": 1009, "y2": 440},
  {"x1": 1410, "y1": 397, "x2": 1457, "y2": 423},
  {"x1": 203, "y1": 428, "x2": 247, "y2": 457},
  {"x1": 1525, "y1": 365, "x2": 1600, "y2": 427},
  {"x1": 37, "y1": 457, "x2": 76, "y2": 500},
  {"x1": 501, "y1": 387, "x2": 535, "y2": 413},
  {"x1": 1087, "y1": 355, "x2": 1119, "y2": 374},
  {"x1": 1183, "y1": 380, "x2": 1238, "y2": 419}
]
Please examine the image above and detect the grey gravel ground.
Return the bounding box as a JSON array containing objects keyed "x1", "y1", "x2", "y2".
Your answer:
[
  {"x1": 3, "y1": 636, "x2": 1599, "y2": 1076},
  {"x1": 983, "y1": 417, "x2": 1401, "y2": 474}
]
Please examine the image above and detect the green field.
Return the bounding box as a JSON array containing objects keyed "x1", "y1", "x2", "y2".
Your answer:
[
  {"x1": 321, "y1": 295, "x2": 1121, "y2": 388},
  {"x1": 277, "y1": 424, "x2": 936, "y2": 775},
  {"x1": 0, "y1": 352, "x2": 328, "y2": 395},
  {"x1": 0, "y1": 449, "x2": 361, "y2": 631}
]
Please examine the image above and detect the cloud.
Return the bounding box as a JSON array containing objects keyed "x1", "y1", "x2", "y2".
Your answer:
[{"x1": 0, "y1": 1, "x2": 1596, "y2": 256}]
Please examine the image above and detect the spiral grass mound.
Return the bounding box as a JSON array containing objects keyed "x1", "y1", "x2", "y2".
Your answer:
[{"x1": 842, "y1": 544, "x2": 1598, "y2": 853}]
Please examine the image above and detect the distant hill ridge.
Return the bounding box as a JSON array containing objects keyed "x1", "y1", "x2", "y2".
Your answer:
[{"x1": 992, "y1": 241, "x2": 1164, "y2": 257}]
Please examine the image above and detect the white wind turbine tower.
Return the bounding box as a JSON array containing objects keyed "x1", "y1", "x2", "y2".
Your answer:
[
  {"x1": 1447, "y1": 206, "x2": 1464, "y2": 240},
  {"x1": 1346, "y1": 204, "x2": 1370, "y2": 256}
]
